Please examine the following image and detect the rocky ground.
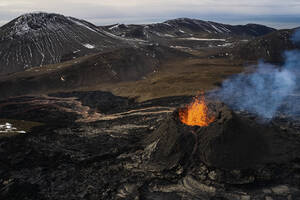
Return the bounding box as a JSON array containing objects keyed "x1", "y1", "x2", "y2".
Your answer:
[{"x1": 0, "y1": 91, "x2": 300, "y2": 200}]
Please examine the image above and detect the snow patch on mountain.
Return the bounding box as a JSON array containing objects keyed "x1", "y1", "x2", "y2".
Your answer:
[
  {"x1": 217, "y1": 43, "x2": 233, "y2": 47},
  {"x1": 164, "y1": 34, "x2": 174, "y2": 37},
  {"x1": 83, "y1": 44, "x2": 95, "y2": 49},
  {"x1": 109, "y1": 24, "x2": 121, "y2": 30},
  {"x1": 13, "y1": 16, "x2": 31, "y2": 36},
  {"x1": 0, "y1": 123, "x2": 26, "y2": 134},
  {"x1": 162, "y1": 23, "x2": 172, "y2": 27},
  {"x1": 73, "y1": 49, "x2": 81, "y2": 53},
  {"x1": 68, "y1": 17, "x2": 98, "y2": 33},
  {"x1": 179, "y1": 37, "x2": 226, "y2": 41},
  {"x1": 209, "y1": 23, "x2": 224, "y2": 33}
]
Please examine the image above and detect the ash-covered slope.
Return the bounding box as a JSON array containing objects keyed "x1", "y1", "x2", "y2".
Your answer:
[
  {"x1": 0, "y1": 44, "x2": 192, "y2": 100},
  {"x1": 0, "y1": 12, "x2": 128, "y2": 74},
  {"x1": 231, "y1": 29, "x2": 300, "y2": 63},
  {"x1": 104, "y1": 18, "x2": 276, "y2": 41}
]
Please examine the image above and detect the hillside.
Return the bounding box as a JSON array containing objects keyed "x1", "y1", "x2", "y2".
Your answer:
[
  {"x1": 0, "y1": 44, "x2": 193, "y2": 100},
  {"x1": 231, "y1": 29, "x2": 300, "y2": 63}
]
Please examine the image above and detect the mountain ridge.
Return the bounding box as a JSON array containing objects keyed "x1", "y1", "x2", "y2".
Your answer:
[
  {"x1": 103, "y1": 17, "x2": 276, "y2": 41},
  {"x1": 0, "y1": 12, "x2": 276, "y2": 75}
]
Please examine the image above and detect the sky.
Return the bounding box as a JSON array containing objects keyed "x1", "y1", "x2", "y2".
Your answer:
[{"x1": 0, "y1": 0, "x2": 299, "y2": 29}]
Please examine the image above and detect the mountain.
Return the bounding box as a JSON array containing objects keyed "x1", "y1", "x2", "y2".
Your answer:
[
  {"x1": 231, "y1": 29, "x2": 300, "y2": 63},
  {"x1": 103, "y1": 18, "x2": 276, "y2": 41},
  {"x1": 0, "y1": 12, "x2": 129, "y2": 74},
  {"x1": 0, "y1": 14, "x2": 277, "y2": 74}
]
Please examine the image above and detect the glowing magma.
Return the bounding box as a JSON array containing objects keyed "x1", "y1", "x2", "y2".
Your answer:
[{"x1": 179, "y1": 95, "x2": 215, "y2": 127}]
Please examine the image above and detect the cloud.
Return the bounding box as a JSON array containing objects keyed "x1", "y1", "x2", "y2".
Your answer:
[{"x1": 0, "y1": 0, "x2": 299, "y2": 27}]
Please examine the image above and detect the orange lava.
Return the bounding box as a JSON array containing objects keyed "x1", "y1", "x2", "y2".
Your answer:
[{"x1": 179, "y1": 94, "x2": 215, "y2": 127}]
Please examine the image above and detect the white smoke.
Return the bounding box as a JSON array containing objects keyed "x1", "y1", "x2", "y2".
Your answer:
[{"x1": 213, "y1": 29, "x2": 300, "y2": 119}]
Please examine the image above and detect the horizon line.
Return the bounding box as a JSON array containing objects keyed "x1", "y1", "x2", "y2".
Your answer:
[{"x1": 0, "y1": 12, "x2": 299, "y2": 30}]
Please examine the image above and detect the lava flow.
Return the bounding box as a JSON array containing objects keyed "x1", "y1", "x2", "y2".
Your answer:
[{"x1": 179, "y1": 94, "x2": 215, "y2": 127}]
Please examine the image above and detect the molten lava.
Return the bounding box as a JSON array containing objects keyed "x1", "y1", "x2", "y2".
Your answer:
[{"x1": 179, "y1": 95, "x2": 215, "y2": 127}]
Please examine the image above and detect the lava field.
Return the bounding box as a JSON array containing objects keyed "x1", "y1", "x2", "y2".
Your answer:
[{"x1": 0, "y1": 92, "x2": 300, "y2": 200}]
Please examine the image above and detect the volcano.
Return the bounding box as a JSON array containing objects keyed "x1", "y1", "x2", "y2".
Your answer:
[
  {"x1": 0, "y1": 12, "x2": 127, "y2": 74},
  {"x1": 144, "y1": 96, "x2": 300, "y2": 172}
]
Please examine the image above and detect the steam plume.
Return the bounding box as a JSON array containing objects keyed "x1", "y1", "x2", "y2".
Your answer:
[{"x1": 213, "y1": 29, "x2": 300, "y2": 119}]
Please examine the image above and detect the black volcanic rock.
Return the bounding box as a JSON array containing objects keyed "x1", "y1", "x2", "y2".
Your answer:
[
  {"x1": 0, "y1": 92, "x2": 134, "y2": 123},
  {"x1": 0, "y1": 12, "x2": 128, "y2": 74},
  {"x1": 1, "y1": 94, "x2": 300, "y2": 199},
  {"x1": 0, "y1": 96, "x2": 82, "y2": 123},
  {"x1": 196, "y1": 104, "x2": 269, "y2": 169},
  {"x1": 49, "y1": 91, "x2": 134, "y2": 114},
  {"x1": 142, "y1": 109, "x2": 196, "y2": 171}
]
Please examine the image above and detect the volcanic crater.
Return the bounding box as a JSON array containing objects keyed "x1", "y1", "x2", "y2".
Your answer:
[{"x1": 142, "y1": 95, "x2": 300, "y2": 183}]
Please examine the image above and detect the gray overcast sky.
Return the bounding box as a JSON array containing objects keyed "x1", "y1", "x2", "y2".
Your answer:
[{"x1": 0, "y1": 0, "x2": 299, "y2": 28}]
